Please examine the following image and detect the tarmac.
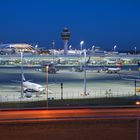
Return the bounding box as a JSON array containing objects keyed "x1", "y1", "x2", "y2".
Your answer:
[{"x1": 0, "y1": 66, "x2": 139, "y2": 102}]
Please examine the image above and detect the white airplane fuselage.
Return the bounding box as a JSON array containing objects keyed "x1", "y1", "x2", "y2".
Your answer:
[
  {"x1": 106, "y1": 67, "x2": 121, "y2": 73},
  {"x1": 107, "y1": 60, "x2": 116, "y2": 64},
  {"x1": 23, "y1": 81, "x2": 45, "y2": 93}
]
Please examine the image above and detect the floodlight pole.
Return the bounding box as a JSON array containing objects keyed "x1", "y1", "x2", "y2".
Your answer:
[
  {"x1": 114, "y1": 45, "x2": 117, "y2": 52},
  {"x1": 61, "y1": 82, "x2": 63, "y2": 100},
  {"x1": 83, "y1": 49, "x2": 87, "y2": 96},
  {"x1": 138, "y1": 62, "x2": 140, "y2": 79},
  {"x1": 52, "y1": 40, "x2": 55, "y2": 63},
  {"x1": 136, "y1": 101, "x2": 140, "y2": 140},
  {"x1": 80, "y1": 41, "x2": 84, "y2": 52},
  {"x1": 46, "y1": 66, "x2": 49, "y2": 109},
  {"x1": 135, "y1": 80, "x2": 137, "y2": 96},
  {"x1": 137, "y1": 104, "x2": 139, "y2": 140},
  {"x1": 20, "y1": 51, "x2": 24, "y2": 98},
  {"x1": 135, "y1": 47, "x2": 137, "y2": 54}
]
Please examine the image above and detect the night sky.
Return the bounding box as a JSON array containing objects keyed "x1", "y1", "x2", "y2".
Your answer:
[{"x1": 0, "y1": 0, "x2": 140, "y2": 51}]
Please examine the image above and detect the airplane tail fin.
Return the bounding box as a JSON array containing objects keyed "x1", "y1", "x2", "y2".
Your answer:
[{"x1": 22, "y1": 73, "x2": 26, "y2": 82}]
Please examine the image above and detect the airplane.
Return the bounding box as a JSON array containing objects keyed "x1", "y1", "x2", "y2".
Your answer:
[
  {"x1": 20, "y1": 74, "x2": 53, "y2": 97},
  {"x1": 106, "y1": 67, "x2": 121, "y2": 73},
  {"x1": 18, "y1": 51, "x2": 54, "y2": 97},
  {"x1": 22, "y1": 75, "x2": 44, "y2": 93},
  {"x1": 106, "y1": 60, "x2": 116, "y2": 65}
]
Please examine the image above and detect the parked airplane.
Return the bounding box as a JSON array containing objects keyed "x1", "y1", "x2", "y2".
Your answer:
[
  {"x1": 21, "y1": 74, "x2": 53, "y2": 97},
  {"x1": 106, "y1": 67, "x2": 121, "y2": 73},
  {"x1": 106, "y1": 60, "x2": 116, "y2": 65},
  {"x1": 22, "y1": 76, "x2": 44, "y2": 93}
]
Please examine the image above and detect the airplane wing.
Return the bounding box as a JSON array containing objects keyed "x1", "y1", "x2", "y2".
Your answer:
[{"x1": 11, "y1": 79, "x2": 32, "y2": 83}]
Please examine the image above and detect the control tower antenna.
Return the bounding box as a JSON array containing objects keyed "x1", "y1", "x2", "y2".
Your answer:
[{"x1": 61, "y1": 27, "x2": 71, "y2": 55}]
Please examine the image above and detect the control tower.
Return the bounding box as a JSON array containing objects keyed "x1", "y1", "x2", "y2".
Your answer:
[{"x1": 61, "y1": 27, "x2": 71, "y2": 55}]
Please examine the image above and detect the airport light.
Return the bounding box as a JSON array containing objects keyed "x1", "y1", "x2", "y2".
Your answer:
[
  {"x1": 20, "y1": 51, "x2": 24, "y2": 98},
  {"x1": 83, "y1": 49, "x2": 87, "y2": 96},
  {"x1": 69, "y1": 45, "x2": 72, "y2": 50},
  {"x1": 80, "y1": 41, "x2": 84, "y2": 51},
  {"x1": 134, "y1": 47, "x2": 137, "y2": 54},
  {"x1": 135, "y1": 80, "x2": 137, "y2": 96},
  {"x1": 46, "y1": 65, "x2": 49, "y2": 109},
  {"x1": 136, "y1": 101, "x2": 140, "y2": 105},
  {"x1": 114, "y1": 45, "x2": 117, "y2": 51},
  {"x1": 136, "y1": 101, "x2": 140, "y2": 140},
  {"x1": 52, "y1": 40, "x2": 55, "y2": 53},
  {"x1": 52, "y1": 40, "x2": 55, "y2": 63},
  {"x1": 92, "y1": 45, "x2": 95, "y2": 51}
]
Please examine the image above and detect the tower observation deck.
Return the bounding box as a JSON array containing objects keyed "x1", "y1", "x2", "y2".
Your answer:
[{"x1": 61, "y1": 27, "x2": 71, "y2": 55}]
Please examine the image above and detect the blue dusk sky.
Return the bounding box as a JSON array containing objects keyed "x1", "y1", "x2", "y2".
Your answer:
[{"x1": 0, "y1": 0, "x2": 140, "y2": 51}]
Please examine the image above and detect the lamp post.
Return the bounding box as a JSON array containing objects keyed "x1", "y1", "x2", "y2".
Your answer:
[
  {"x1": 52, "y1": 40, "x2": 55, "y2": 50},
  {"x1": 83, "y1": 49, "x2": 87, "y2": 96},
  {"x1": 114, "y1": 45, "x2": 117, "y2": 52},
  {"x1": 52, "y1": 40, "x2": 55, "y2": 54},
  {"x1": 46, "y1": 65, "x2": 49, "y2": 109},
  {"x1": 135, "y1": 47, "x2": 137, "y2": 54},
  {"x1": 92, "y1": 45, "x2": 95, "y2": 51},
  {"x1": 80, "y1": 41, "x2": 84, "y2": 52},
  {"x1": 34, "y1": 44, "x2": 38, "y2": 54},
  {"x1": 69, "y1": 45, "x2": 72, "y2": 50},
  {"x1": 138, "y1": 61, "x2": 140, "y2": 79},
  {"x1": 136, "y1": 101, "x2": 140, "y2": 140},
  {"x1": 52, "y1": 40, "x2": 55, "y2": 63},
  {"x1": 61, "y1": 82, "x2": 63, "y2": 100},
  {"x1": 20, "y1": 51, "x2": 24, "y2": 98},
  {"x1": 135, "y1": 80, "x2": 137, "y2": 96},
  {"x1": 138, "y1": 68, "x2": 140, "y2": 79}
]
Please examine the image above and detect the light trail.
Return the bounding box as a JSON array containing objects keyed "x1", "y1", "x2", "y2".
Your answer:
[{"x1": 0, "y1": 108, "x2": 139, "y2": 123}]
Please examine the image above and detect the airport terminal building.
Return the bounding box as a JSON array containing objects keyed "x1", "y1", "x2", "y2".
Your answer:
[
  {"x1": 0, "y1": 43, "x2": 36, "y2": 54},
  {"x1": 0, "y1": 43, "x2": 140, "y2": 66}
]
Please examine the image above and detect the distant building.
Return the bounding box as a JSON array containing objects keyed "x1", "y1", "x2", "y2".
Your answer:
[
  {"x1": 9, "y1": 44, "x2": 35, "y2": 53},
  {"x1": 0, "y1": 43, "x2": 36, "y2": 54},
  {"x1": 106, "y1": 51, "x2": 119, "y2": 56},
  {"x1": 90, "y1": 46, "x2": 106, "y2": 56},
  {"x1": 68, "y1": 49, "x2": 81, "y2": 55}
]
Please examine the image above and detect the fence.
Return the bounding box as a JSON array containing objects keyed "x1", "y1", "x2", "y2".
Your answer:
[{"x1": 0, "y1": 87, "x2": 138, "y2": 103}]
